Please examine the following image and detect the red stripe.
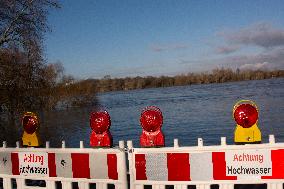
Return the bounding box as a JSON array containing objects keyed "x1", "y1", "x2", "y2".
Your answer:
[
  {"x1": 107, "y1": 154, "x2": 118, "y2": 180},
  {"x1": 71, "y1": 153, "x2": 90, "y2": 178},
  {"x1": 212, "y1": 152, "x2": 237, "y2": 180},
  {"x1": 167, "y1": 153, "x2": 190, "y2": 181},
  {"x1": 48, "y1": 153, "x2": 56, "y2": 177},
  {"x1": 135, "y1": 154, "x2": 147, "y2": 180},
  {"x1": 262, "y1": 149, "x2": 284, "y2": 179},
  {"x1": 11, "y1": 153, "x2": 19, "y2": 175}
]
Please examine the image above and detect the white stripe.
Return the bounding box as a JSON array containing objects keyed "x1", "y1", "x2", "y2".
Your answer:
[
  {"x1": 190, "y1": 152, "x2": 213, "y2": 181},
  {"x1": 146, "y1": 153, "x2": 168, "y2": 181},
  {"x1": 55, "y1": 153, "x2": 73, "y2": 178},
  {"x1": 89, "y1": 153, "x2": 108, "y2": 179},
  {"x1": 0, "y1": 152, "x2": 12, "y2": 175}
]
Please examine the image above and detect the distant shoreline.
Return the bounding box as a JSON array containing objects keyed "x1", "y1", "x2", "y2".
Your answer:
[
  {"x1": 73, "y1": 68, "x2": 284, "y2": 93},
  {"x1": 1, "y1": 69, "x2": 282, "y2": 114},
  {"x1": 97, "y1": 77, "x2": 284, "y2": 95}
]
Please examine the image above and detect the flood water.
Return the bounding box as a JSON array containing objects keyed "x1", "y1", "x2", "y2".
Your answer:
[
  {"x1": 1, "y1": 78, "x2": 284, "y2": 148},
  {"x1": 96, "y1": 78, "x2": 284, "y2": 147}
]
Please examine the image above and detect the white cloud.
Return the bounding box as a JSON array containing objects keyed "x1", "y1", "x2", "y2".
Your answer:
[
  {"x1": 239, "y1": 62, "x2": 270, "y2": 70},
  {"x1": 180, "y1": 47, "x2": 284, "y2": 71},
  {"x1": 208, "y1": 22, "x2": 284, "y2": 70},
  {"x1": 215, "y1": 45, "x2": 240, "y2": 54},
  {"x1": 221, "y1": 47, "x2": 284, "y2": 69},
  {"x1": 220, "y1": 23, "x2": 284, "y2": 48}
]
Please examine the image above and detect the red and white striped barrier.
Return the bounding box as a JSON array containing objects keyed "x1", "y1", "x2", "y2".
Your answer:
[
  {"x1": 1, "y1": 152, "x2": 118, "y2": 180},
  {"x1": 134, "y1": 150, "x2": 284, "y2": 181},
  {"x1": 127, "y1": 136, "x2": 284, "y2": 189},
  {"x1": 0, "y1": 141, "x2": 128, "y2": 189},
  {"x1": 1, "y1": 136, "x2": 284, "y2": 189}
]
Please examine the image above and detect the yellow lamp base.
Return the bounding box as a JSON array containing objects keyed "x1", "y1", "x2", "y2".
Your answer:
[
  {"x1": 22, "y1": 131, "x2": 42, "y2": 147},
  {"x1": 234, "y1": 124, "x2": 261, "y2": 144}
]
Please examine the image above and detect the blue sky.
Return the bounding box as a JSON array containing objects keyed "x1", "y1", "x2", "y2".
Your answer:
[{"x1": 45, "y1": 0, "x2": 284, "y2": 79}]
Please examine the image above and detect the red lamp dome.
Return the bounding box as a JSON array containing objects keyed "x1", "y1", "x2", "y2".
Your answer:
[
  {"x1": 140, "y1": 106, "x2": 163, "y2": 132},
  {"x1": 22, "y1": 113, "x2": 39, "y2": 134},
  {"x1": 90, "y1": 111, "x2": 111, "y2": 134},
  {"x1": 234, "y1": 103, "x2": 258, "y2": 128}
]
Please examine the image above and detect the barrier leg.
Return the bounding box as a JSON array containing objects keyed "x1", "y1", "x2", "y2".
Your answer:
[
  {"x1": 134, "y1": 185, "x2": 143, "y2": 189},
  {"x1": 46, "y1": 181, "x2": 56, "y2": 189},
  {"x1": 127, "y1": 141, "x2": 135, "y2": 189},
  {"x1": 78, "y1": 182, "x2": 89, "y2": 189},
  {"x1": 152, "y1": 185, "x2": 165, "y2": 189},
  {"x1": 174, "y1": 185, "x2": 187, "y2": 189},
  {"x1": 268, "y1": 183, "x2": 282, "y2": 189},
  {"x1": 3, "y1": 178, "x2": 12, "y2": 189},
  {"x1": 117, "y1": 149, "x2": 128, "y2": 189},
  {"x1": 196, "y1": 184, "x2": 210, "y2": 189},
  {"x1": 115, "y1": 183, "x2": 127, "y2": 189},
  {"x1": 62, "y1": 181, "x2": 72, "y2": 189},
  {"x1": 96, "y1": 183, "x2": 107, "y2": 189},
  {"x1": 219, "y1": 184, "x2": 234, "y2": 189},
  {"x1": 16, "y1": 178, "x2": 25, "y2": 189}
]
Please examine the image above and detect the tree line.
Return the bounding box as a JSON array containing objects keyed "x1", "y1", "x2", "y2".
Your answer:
[{"x1": 75, "y1": 68, "x2": 284, "y2": 93}]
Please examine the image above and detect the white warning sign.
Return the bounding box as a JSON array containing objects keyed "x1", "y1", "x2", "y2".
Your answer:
[
  {"x1": 225, "y1": 149, "x2": 272, "y2": 177},
  {"x1": 18, "y1": 152, "x2": 49, "y2": 176}
]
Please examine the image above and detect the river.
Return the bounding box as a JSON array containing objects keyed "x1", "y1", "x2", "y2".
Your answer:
[
  {"x1": 1, "y1": 78, "x2": 284, "y2": 148},
  {"x1": 38, "y1": 78, "x2": 284, "y2": 147}
]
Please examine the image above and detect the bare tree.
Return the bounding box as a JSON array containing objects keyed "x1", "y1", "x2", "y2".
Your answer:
[
  {"x1": 0, "y1": 0, "x2": 60, "y2": 49},
  {"x1": 0, "y1": 0, "x2": 60, "y2": 117}
]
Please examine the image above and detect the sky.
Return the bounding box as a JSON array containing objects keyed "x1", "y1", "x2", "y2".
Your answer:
[{"x1": 45, "y1": 0, "x2": 284, "y2": 79}]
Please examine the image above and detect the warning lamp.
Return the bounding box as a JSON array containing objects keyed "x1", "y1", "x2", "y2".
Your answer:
[
  {"x1": 21, "y1": 112, "x2": 42, "y2": 147},
  {"x1": 89, "y1": 110, "x2": 113, "y2": 147},
  {"x1": 234, "y1": 103, "x2": 258, "y2": 128},
  {"x1": 140, "y1": 106, "x2": 165, "y2": 147},
  {"x1": 233, "y1": 100, "x2": 261, "y2": 144}
]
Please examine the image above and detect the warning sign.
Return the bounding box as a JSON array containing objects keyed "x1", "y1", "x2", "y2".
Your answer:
[
  {"x1": 225, "y1": 149, "x2": 272, "y2": 177},
  {"x1": 18, "y1": 152, "x2": 49, "y2": 176}
]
